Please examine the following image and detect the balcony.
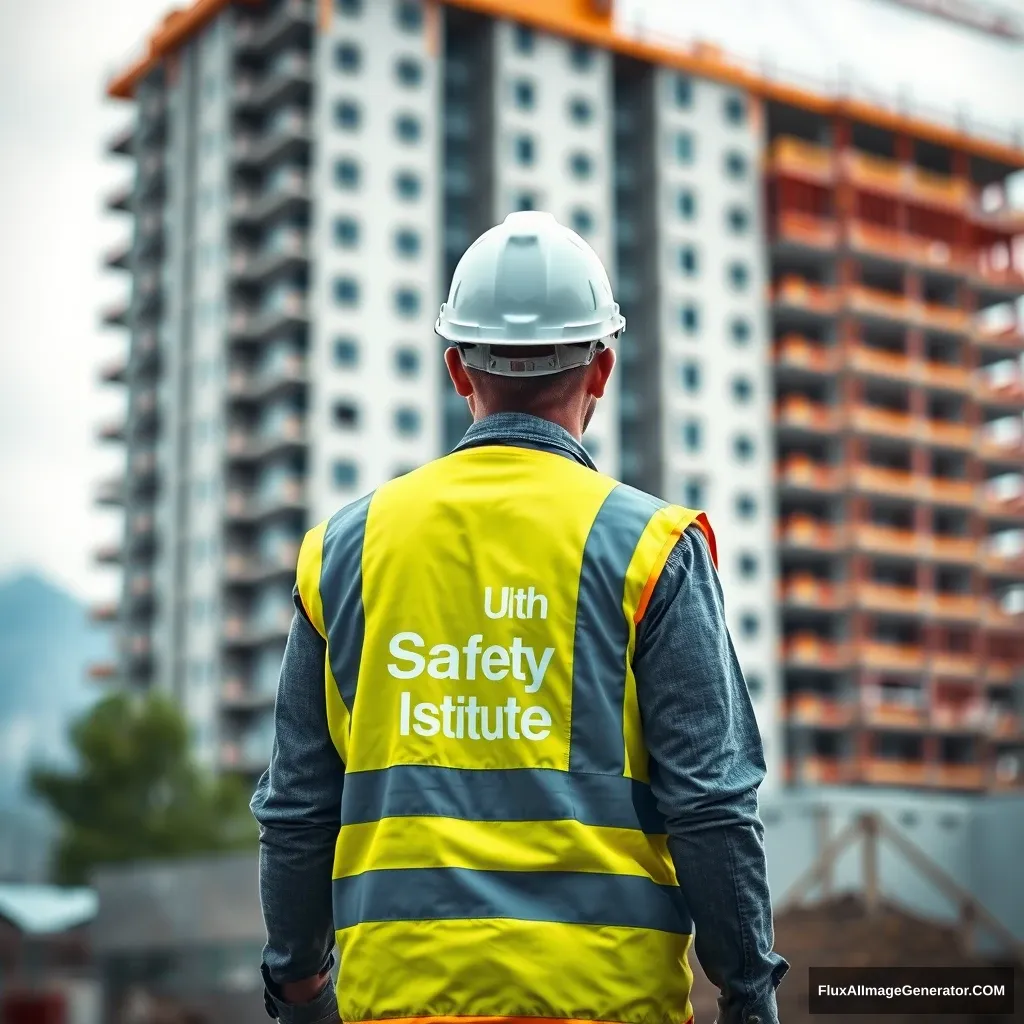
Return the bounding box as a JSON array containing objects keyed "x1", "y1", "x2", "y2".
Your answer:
[
  {"x1": 773, "y1": 276, "x2": 839, "y2": 315},
  {"x1": 223, "y1": 606, "x2": 294, "y2": 648},
  {"x1": 841, "y1": 150, "x2": 968, "y2": 211},
  {"x1": 921, "y1": 302, "x2": 970, "y2": 334},
  {"x1": 850, "y1": 404, "x2": 915, "y2": 440},
  {"x1": 94, "y1": 543, "x2": 122, "y2": 566},
  {"x1": 983, "y1": 599, "x2": 1024, "y2": 632},
  {"x1": 780, "y1": 574, "x2": 847, "y2": 610},
  {"x1": 928, "y1": 534, "x2": 978, "y2": 568},
  {"x1": 991, "y1": 711, "x2": 1024, "y2": 740},
  {"x1": 909, "y1": 167, "x2": 969, "y2": 210},
  {"x1": 854, "y1": 582, "x2": 923, "y2": 615},
  {"x1": 231, "y1": 292, "x2": 308, "y2": 342},
  {"x1": 921, "y1": 419, "x2": 974, "y2": 449},
  {"x1": 845, "y1": 285, "x2": 913, "y2": 323},
  {"x1": 860, "y1": 642, "x2": 926, "y2": 673},
  {"x1": 787, "y1": 756, "x2": 855, "y2": 785},
  {"x1": 101, "y1": 300, "x2": 128, "y2": 329},
  {"x1": 842, "y1": 150, "x2": 903, "y2": 196},
  {"x1": 782, "y1": 633, "x2": 850, "y2": 669},
  {"x1": 776, "y1": 210, "x2": 839, "y2": 250},
  {"x1": 785, "y1": 693, "x2": 854, "y2": 727},
  {"x1": 95, "y1": 477, "x2": 124, "y2": 507},
  {"x1": 777, "y1": 455, "x2": 845, "y2": 492},
  {"x1": 779, "y1": 515, "x2": 844, "y2": 551},
  {"x1": 104, "y1": 241, "x2": 131, "y2": 271},
  {"x1": 984, "y1": 659, "x2": 1020, "y2": 685},
  {"x1": 253, "y1": 53, "x2": 313, "y2": 107},
  {"x1": 931, "y1": 651, "x2": 980, "y2": 678},
  {"x1": 107, "y1": 121, "x2": 134, "y2": 156},
  {"x1": 775, "y1": 395, "x2": 842, "y2": 433},
  {"x1": 851, "y1": 464, "x2": 914, "y2": 499},
  {"x1": 981, "y1": 493, "x2": 1024, "y2": 522},
  {"x1": 98, "y1": 356, "x2": 127, "y2": 385},
  {"x1": 230, "y1": 230, "x2": 309, "y2": 284},
  {"x1": 253, "y1": 111, "x2": 312, "y2": 165},
  {"x1": 253, "y1": 0, "x2": 315, "y2": 50},
  {"x1": 928, "y1": 593, "x2": 981, "y2": 623},
  {"x1": 105, "y1": 182, "x2": 132, "y2": 213},
  {"x1": 970, "y1": 257, "x2": 1024, "y2": 292},
  {"x1": 846, "y1": 221, "x2": 962, "y2": 273},
  {"x1": 863, "y1": 703, "x2": 925, "y2": 729},
  {"x1": 769, "y1": 136, "x2": 835, "y2": 184},
  {"x1": 774, "y1": 334, "x2": 841, "y2": 374},
  {"x1": 97, "y1": 420, "x2": 125, "y2": 443},
  {"x1": 983, "y1": 550, "x2": 1024, "y2": 578},
  {"x1": 975, "y1": 325, "x2": 1024, "y2": 355},
  {"x1": 978, "y1": 435, "x2": 1024, "y2": 468},
  {"x1": 974, "y1": 375, "x2": 1024, "y2": 411},
  {"x1": 931, "y1": 703, "x2": 986, "y2": 732},
  {"x1": 860, "y1": 758, "x2": 929, "y2": 786},
  {"x1": 931, "y1": 764, "x2": 985, "y2": 790},
  {"x1": 853, "y1": 524, "x2": 921, "y2": 558},
  {"x1": 90, "y1": 602, "x2": 118, "y2": 623},
  {"x1": 920, "y1": 361, "x2": 971, "y2": 391},
  {"x1": 926, "y1": 477, "x2": 976, "y2": 507},
  {"x1": 221, "y1": 677, "x2": 276, "y2": 711},
  {"x1": 849, "y1": 345, "x2": 913, "y2": 382}
]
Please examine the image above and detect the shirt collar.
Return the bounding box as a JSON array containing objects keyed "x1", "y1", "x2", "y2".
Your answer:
[{"x1": 452, "y1": 412, "x2": 597, "y2": 470}]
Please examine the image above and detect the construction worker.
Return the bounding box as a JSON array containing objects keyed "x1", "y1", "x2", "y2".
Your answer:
[{"x1": 252, "y1": 212, "x2": 788, "y2": 1024}]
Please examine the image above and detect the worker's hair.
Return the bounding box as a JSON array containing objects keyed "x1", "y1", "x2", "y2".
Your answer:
[{"x1": 462, "y1": 344, "x2": 591, "y2": 415}]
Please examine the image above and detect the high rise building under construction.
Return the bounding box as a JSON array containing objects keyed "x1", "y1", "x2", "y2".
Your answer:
[{"x1": 94, "y1": 0, "x2": 1024, "y2": 795}]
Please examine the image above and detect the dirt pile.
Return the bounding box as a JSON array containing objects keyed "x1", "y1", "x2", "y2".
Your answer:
[{"x1": 687, "y1": 894, "x2": 1022, "y2": 1024}]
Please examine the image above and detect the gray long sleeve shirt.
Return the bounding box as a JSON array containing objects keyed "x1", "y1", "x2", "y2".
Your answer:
[{"x1": 252, "y1": 412, "x2": 788, "y2": 1024}]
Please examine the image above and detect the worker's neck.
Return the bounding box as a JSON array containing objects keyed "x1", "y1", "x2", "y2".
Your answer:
[{"x1": 474, "y1": 406, "x2": 583, "y2": 442}]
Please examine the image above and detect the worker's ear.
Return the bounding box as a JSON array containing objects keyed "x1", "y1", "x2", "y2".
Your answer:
[
  {"x1": 585, "y1": 346, "x2": 615, "y2": 400},
  {"x1": 444, "y1": 346, "x2": 475, "y2": 398}
]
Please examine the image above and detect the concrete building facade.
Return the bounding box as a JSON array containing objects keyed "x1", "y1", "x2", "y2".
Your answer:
[{"x1": 95, "y1": 0, "x2": 1024, "y2": 794}]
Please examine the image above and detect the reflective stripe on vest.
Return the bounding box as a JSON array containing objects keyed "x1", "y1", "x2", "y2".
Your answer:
[{"x1": 295, "y1": 445, "x2": 717, "y2": 1024}]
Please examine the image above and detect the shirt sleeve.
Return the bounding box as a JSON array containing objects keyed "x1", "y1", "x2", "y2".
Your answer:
[
  {"x1": 250, "y1": 587, "x2": 345, "y2": 1021},
  {"x1": 633, "y1": 526, "x2": 789, "y2": 1024}
]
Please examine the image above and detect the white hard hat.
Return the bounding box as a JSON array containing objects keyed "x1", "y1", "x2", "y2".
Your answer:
[{"x1": 435, "y1": 211, "x2": 625, "y2": 377}]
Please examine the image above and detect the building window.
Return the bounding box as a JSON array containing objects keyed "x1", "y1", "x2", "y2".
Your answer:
[
  {"x1": 678, "y1": 188, "x2": 696, "y2": 220},
  {"x1": 515, "y1": 134, "x2": 535, "y2": 166},
  {"x1": 738, "y1": 552, "x2": 758, "y2": 579},
  {"x1": 515, "y1": 191, "x2": 535, "y2": 211},
  {"x1": 681, "y1": 360, "x2": 701, "y2": 393},
  {"x1": 336, "y1": 0, "x2": 362, "y2": 14},
  {"x1": 745, "y1": 673, "x2": 763, "y2": 698},
  {"x1": 333, "y1": 402, "x2": 359, "y2": 428},
  {"x1": 395, "y1": 347, "x2": 420, "y2": 377},
  {"x1": 571, "y1": 207, "x2": 594, "y2": 235},
  {"x1": 732, "y1": 375, "x2": 753, "y2": 403},
  {"x1": 569, "y1": 152, "x2": 593, "y2": 179},
  {"x1": 730, "y1": 316, "x2": 751, "y2": 345},
  {"x1": 728, "y1": 261, "x2": 750, "y2": 291},
  {"x1": 334, "y1": 41, "x2": 361, "y2": 72},
  {"x1": 333, "y1": 277, "x2": 360, "y2": 306},
  {"x1": 569, "y1": 97, "x2": 593, "y2": 124},
  {"x1": 334, "y1": 158, "x2": 360, "y2": 188},
  {"x1": 682, "y1": 419, "x2": 702, "y2": 452},
  {"x1": 396, "y1": 1, "x2": 422, "y2": 31},
  {"x1": 675, "y1": 74, "x2": 693, "y2": 108},
  {"x1": 740, "y1": 612, "x2": 760, "y2": 639},
  {"x1": 727, "y1": 205, "x2": 749, "y2": 233},
  {"x1": 334, "y1": 100, "x2": 361, "y2": 130},
  {"x1": 570, "y1": 42, "x2": 594, "y2": 71},
  {"x1": 395, "y1": 114, "x2": 421, "y2": 143},
  {"x1": 514, "y1": 79, "x2": 535, "y2": 110},
  {"x1": 396, "y1": 57, "x2": 423, "y2": 87},
  {"x1": 675, "y1": 131, "x2": 695, "y2": 164},
  {"x1": 395, "y1": 228, "x2": 421, "y2": 258},
  {"x1": 735, "y1": 493, "x2": 757, "y2": 519},
  {"x1": 334, "y1": 337, "x2": 359, "y2": 367},
  {"x1": 395, "y1": 288, "x2": 420, "y2": 318},
  {"x1": 683, "y1": 477, "x2": 704, "y2": 508},
  {"x1": 333, "y1": 460, "x2": 358, "y2": 488},
  {"x1": 680, "y1": 303, "x2": 700, "y2": 334},
  {"x1": 734, "y1": 434, "x2": 755, "y2": 461},
  {"x1": 395, "y1": 407, "x2": 422, "y2": 436},
  {"x1": 395, "y1": 171, "x2": 421, "y2": 200},
  {"x1": 679, "y1": 245, "x2": 699, "y2": 277},
  {"x1": 725, "y1": 150, "x2": 748, "y2": 179},
  {"x1": 333, "y1": 216, "x2": 359, "y2": 248},
  {"x1": 392, "y1": 464, "x2": 416, "y2": 478},
  {"x1": 514, "y1": 24, "x2": 534, "y2": 54},
  {"x1": 724, "y1": 93, "x2": 747, "y2": 124}
]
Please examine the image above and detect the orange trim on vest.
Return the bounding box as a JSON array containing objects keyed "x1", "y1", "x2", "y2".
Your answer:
[{"x1": 633, "y1": 514, "x2": 718, "y2": 626}]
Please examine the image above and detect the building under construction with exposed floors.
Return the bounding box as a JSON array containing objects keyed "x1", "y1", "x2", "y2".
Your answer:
[{"x1": 93, "y1": 0, "x2": 1024, "y2": 794}]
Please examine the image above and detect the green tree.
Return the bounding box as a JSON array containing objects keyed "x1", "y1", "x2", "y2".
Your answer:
[{"x1": 30, "y1": 691, "x2": 257, "y2": 884}]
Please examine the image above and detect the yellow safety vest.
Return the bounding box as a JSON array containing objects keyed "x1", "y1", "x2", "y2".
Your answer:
[{"x1": 295, "y1": 444, "x2": 716, "y2": 1024}]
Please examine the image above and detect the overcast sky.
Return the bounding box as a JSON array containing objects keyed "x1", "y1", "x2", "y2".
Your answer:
[{"x1": 0, "y1": 0, "x2": 1022, "y2": 602}]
